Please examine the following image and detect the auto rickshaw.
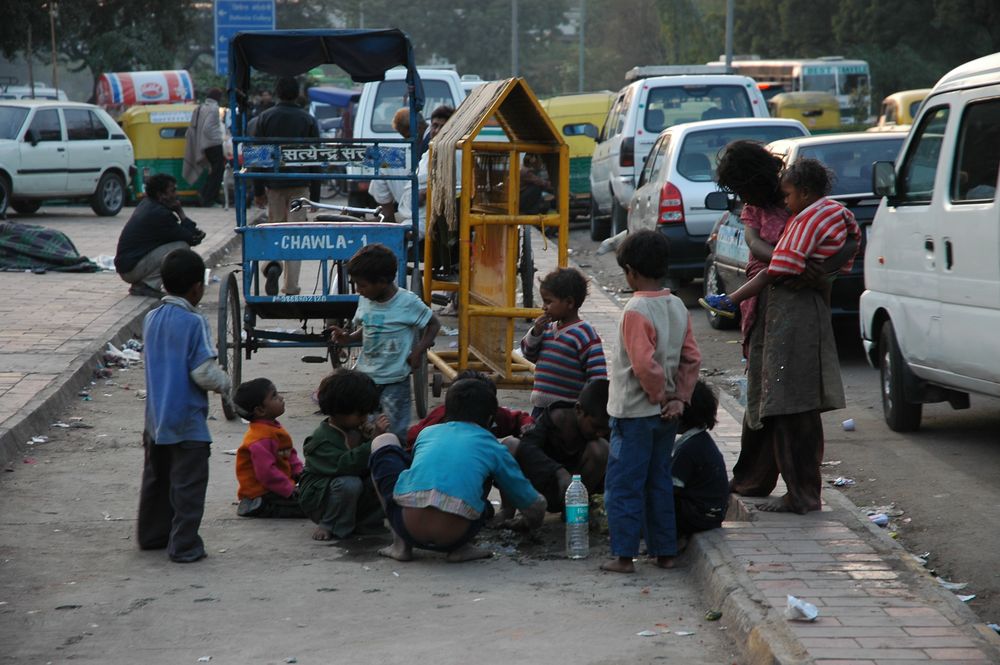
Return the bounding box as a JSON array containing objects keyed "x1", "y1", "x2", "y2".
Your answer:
[
  {"x1": 118, "y1": 103, "x2": 205, "y2": 201},
  {"x1": 869, "y1": 88, "x2": 931, "y2": 132},
  {"x1": 768, "y1": 91, "x2": 841, "y2": 132}
]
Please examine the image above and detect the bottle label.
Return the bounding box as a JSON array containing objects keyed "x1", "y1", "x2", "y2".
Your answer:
[{"x1": 565, "y1": 504, "x2": 588, "y2": 524}]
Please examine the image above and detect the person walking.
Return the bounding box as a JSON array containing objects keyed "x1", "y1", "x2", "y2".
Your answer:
[{"x1": 183, "y1": 88, "x2": 226, "y2": 208}]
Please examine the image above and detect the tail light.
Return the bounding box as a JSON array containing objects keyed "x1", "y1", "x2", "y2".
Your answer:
[
  {"x1": 658, "y1": 181, "x2": 684, "y2": 224},
  {"x1": 619, "y1": 137, "x2": 634, "y2": 167}
]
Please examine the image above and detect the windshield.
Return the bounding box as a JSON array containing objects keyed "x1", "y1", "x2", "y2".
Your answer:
[
  {"x1": 677, "y1": 125, "x2": 806, "y2": 182},
  {"x1": 0, "y1": 106, "x2": 29, "y2": 139},
  {"x1": 802, "y1": 73, "x2": 837, "y2": 95},
  {"x1": 798, "y1": 138, "x2": 905, "y2": 195},
  {"x1": 370, "y1": 80, "x2": 454, "y2": 134},
  {"x1": 644, "y1": 85, "x2": 754, "y2": 133}
]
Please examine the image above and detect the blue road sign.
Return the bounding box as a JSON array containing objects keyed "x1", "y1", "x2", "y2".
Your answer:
[{"x1": 214, "y1": 0, "x2": 275, "y2": 76}]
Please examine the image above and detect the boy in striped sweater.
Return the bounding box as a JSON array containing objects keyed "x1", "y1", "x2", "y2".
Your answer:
[
  {"x1": 520, "y1": 267, "x2": 607, "y2": 418},
  {"x1": 699, "y1": 158, "x2": 860, "y2": 319}
]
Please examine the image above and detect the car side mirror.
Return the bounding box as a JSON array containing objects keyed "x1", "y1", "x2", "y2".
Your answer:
[
  {"x1": 872, "y1": 161, "x2": 896, "y2": 198},
  {"x1": 704, "y1": 190, "x2": 735, "y2": 211},
  {"x1": 25, "y1": 128, "x2": 39, "y2": 146}
]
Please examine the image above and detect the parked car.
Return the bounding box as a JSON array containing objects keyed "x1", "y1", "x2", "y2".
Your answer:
[
  {"x1": 861, "y1": 53, "x2": 1000, "y2": 432},
  {"x1": 628, "y1": 117, "x2": 809, "y2": 289},
  {"x1": 703, "y1": 131, "x2": 905, "y2": 329},
  {"x1": 0, "y1": 100, "x2": 135, "y2": 216},
  {"x1": 589, "y1": 67, "x2": 770, "y2": 241}
]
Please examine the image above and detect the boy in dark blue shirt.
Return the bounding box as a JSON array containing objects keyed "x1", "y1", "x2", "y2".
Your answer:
[{"x1": 136, "y1": 249, "x2": 231, "y2": 563}]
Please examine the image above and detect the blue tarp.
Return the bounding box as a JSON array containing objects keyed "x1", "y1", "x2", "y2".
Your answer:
[{"x1": 308, "y1": 86, "x2": 360, "y2": 108}]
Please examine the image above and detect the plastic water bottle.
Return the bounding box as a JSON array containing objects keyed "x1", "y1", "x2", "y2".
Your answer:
[{"x1": 565, "y1": 474, "x2": 589, "y2": 559}]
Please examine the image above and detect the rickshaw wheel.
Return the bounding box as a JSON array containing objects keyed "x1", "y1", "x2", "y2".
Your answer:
[
  {"x1": 218, "y1": 272, "x2": 242, "y2": 420},
  {"x1": 432, "y1": 371, "x2": 443, "y2": 398},
  {"x1": 519, "y1": 227, "x2": 535, "y2": 310}
]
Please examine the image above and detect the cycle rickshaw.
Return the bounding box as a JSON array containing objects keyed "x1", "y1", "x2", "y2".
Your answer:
[{"x1": 218, "y1": 29, "x2": 428, "y2": 419}]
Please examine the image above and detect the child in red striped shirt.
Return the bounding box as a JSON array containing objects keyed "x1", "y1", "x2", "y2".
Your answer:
[{"x1": 699, "y1": 158, "x2": 860, "y2": 319}]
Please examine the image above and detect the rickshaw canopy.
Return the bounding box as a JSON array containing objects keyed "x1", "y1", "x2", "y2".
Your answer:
[
  {"x1": 307, "y1": 86, "x2": 360, "y2": 108},
  {"x1": 228, "y1": 29, "x2": 423, "y2": 112}
]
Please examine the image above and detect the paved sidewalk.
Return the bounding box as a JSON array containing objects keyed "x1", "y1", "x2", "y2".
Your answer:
[
  {"x1": 0, "y1": 205, "x2": 240, "y2": 466},
  {"x1": 530, "y1": 229, "x2": 1000, "y2": 664}
]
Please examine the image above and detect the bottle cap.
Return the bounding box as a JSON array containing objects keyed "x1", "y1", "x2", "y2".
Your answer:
[{"x1": 571, "y1": 474, "x2": 581, "y2": 481}]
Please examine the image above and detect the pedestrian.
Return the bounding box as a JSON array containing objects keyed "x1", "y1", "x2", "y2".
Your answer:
[
  {"x1": 369, "y1": 378, "x2": 547, "y2": 562},
  {"x1": 370, "y1": 107, "x2": 428, "y2": 238},
  {"x1": 182, "y1": 87, "x2": 226, "y2": 208},
  {"x1": 499, "y1": 379, "x2": 610, "y2": 529},
  {"x1": 253, "y1": 76, "x2": 320, "y2": 295},
  {"x1": 601, "y1": 230, "x2": 701, "y2": 574},
  {"x1": 297, "y1": 370, "x2": 389, "y2": 541},
  {"x1": 711, "y1": 143, "x2": 857, "y2": 514},
  {"x1": 232, "y1": 378, "x2": 304, "y2": 519},
  {"x1": 672, "y1": 380, "x2": 729, "y2": 550},
  {"x1": 136, "y1": 248, "x2": 231, "y2": 563},
  {"x1": 327, "y1": 244, "x2": 440, "y2": 443},
  {"x1": 114, "y1": 174, "x2": 205, "y2": 298},
  {"x1": 520, "y1": 267, "x2": 607, "y2": 418}
]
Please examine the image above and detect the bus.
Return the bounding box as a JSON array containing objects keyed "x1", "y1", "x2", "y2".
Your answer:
[{"x1": 708, "y1": 57, "x2": 872, "y2": 124}]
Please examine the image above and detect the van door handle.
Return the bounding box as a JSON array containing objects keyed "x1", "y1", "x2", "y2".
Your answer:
[
  {"x1": 924, "y1": 237, "x2": 935, "y2": 269},
  {"x1": 103, "y1": 146, "x2": 111, "y2": 151},
  {"x1": 56, "y1": 147, "x2": 65, "y2": 152},
  {"x1": 944, "y1": 238, "x2": 953, "y2": 270}
]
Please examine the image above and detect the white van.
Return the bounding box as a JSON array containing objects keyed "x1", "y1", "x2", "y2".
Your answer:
[
  {"x1": 860, "y1": 52, "x2": 1000, "y2": 431},
  {"x1": 588, "y1": 67, "x2": 768, "y2": 240}
]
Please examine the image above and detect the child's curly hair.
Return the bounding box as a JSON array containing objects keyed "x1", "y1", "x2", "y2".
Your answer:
[
  {"x1": 782, "y1": 157, "x2": 834, "y2": 198},
  {"x1": 715, "y1": 140, "x2": 785, "y2": 208},
  {"x1": 317, "y1": 369, "x2": 381, "y2": 417},
  {"x1": 347, "y1": 243, "x2": 397, "y2": 284},
  {"x1": 539, "y1": 267, "x2": 588, "y2": 308}
]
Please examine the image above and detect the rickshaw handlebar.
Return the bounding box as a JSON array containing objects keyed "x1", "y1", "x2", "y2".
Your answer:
[{"x1": 289, "y1": 198, "x2": 378, "y2": 216}]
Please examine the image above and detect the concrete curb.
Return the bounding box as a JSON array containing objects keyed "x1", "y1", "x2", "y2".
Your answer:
[{"x1": 0, "y1": 233, "x2": 241, "y2": 467}]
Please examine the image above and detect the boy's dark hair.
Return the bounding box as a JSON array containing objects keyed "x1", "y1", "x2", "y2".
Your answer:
[
  {"x1": 205, "y1": 87, "x2": 223, "y2": 102},
  {"x1": 145, "y1": 173, "x2": 176, "y2": 199},
  {"x1": 539, "y1": 267, "x2": 588, "y2": 307},
  {"x1": 616, "y1": 229, "x2": 669, "y2": 280},
  {"x1": 681, "y1": 380, "x2": 718, "y2": 431},
  {"x1": 233, "y1": 378, "x2": 273, "y2": 419},
  {"x1": 782, "y1": 157, "x2": 833, "y2": 197},
  {"x1": 577, "y1": 379, "x2": 609, "y2": 418},
  {"x1": 347, "y1": 243, "x2": 397, "y2": 284},
  {"x1": 430, "y1": 104, "x2": 455, "y2": 122},
  {"x1": 444, "y1": 378, "x2": 498, "y2": 428},
  {"x1": 715, "y1": 140, "x2": 785, "y2": 207},
  {"x1": 455, "y1": 369, "x2": 497, "y2": 395},
  {"x1": 160, "y1": 248, "x2": 205, "y2": 295},
  {"x1": 275, "y1": 76, "x2": 300, "y2": 102},
  {"x1": 317, "y1": 369, "x2": 381, "y2": 416}
]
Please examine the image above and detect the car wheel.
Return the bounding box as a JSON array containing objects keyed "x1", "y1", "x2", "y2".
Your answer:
[
  {"x1": 879, "y1": 321, "x2": 922, "y2": 432},
  {"x1": 611, "y1": 198, "x2": 628, "y2": 236},
  {"x1": 0, "y1": 175, "x2": 10, "y2": 217},
  {"x1": 90, "y1": 171, "x2": 125, "y2": 216},
  {"x1": 589, "y1": 198, "x2": 611, "y2": 241},
  {"x1": 11, "y1": 199, "x2": 41, "y2": 215},
  {"x1": 703, "y1": 255, "x2": 737, "y2": 330}
]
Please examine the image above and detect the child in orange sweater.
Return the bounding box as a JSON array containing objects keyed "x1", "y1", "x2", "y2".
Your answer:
[{"x1": 233, "y1": 378, "x2": 304, "y2": 518}]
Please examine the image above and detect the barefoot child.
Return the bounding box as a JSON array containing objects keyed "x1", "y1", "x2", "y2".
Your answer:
[
  {"x1": 520, "y1": 267, "x2": 607, "y2": 418},
  {"x1": 297, "y1": 370, "x2": 388, "y2": 541},
  {"x1": 699, "y1": 158, "x2": 860, "y2": 319},
  {"x1": 602, "y1": 230, "x2": 701, "y2": 574},
  {"x1": 369, "y1": 378, "x2": 547, "y2": 562},
  {"x1": 232, "y1": 378, "x2": 304, "y2": 518}
]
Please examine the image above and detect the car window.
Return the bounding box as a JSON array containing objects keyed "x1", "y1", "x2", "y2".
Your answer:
[
  {"x1": 797, "y1": 138, "x2": 905, "y2": 196},
  {"x1": 27, "y1": 108, "x2": 62, "y2": 141},
  {"x1": 951, "y1": 98, "x2": 1000, "y2": 203},
  {"x1": 908, "y1": 99, "x2": 924, "y2": 120},
  {"x1": 644, "y1": 85, "x2": 754, "y2": 133},
  {"x1": 0, "y1": 106, "x2": 29, "y2": 139},
  {"x1": 883, "y1": 102, "x2": 897, "y2": 124},
  {"x1": 650, "y1": 135, "x2": 672, "y2": 180},
  {"x1": 64, "y1": 109, "x2": 110, "y2": 140},
  {"x1": 370, "y1": 79, "x2": 453, "y2": 134},
  {"x1": 897, "y1": 105, "x2": 949, "y2": 204},
  {"x1": 600, "y1": 94, "x2": 623, "y2": 141},
  {"x1": 616, "y1": 87, "x2": 635, "y2": 136},
  {"x1": 677, "y1": 125, "x2": 806, "y2": 182}
]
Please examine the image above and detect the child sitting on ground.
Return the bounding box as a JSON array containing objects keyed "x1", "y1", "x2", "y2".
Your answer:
[
  {"x1": 369, "y1": 378, "x2": 547, "y2": 563},
  {"x1": 520, "y1": 267, "x2": 607, "y2": 418},
  {"x1": 499, "y1": 379, "x2": 610, "y2": 529},
  {"x1": 405, "y1": 369, "x2": 533, "y2": 449},
  {"x1": 602, "y1": 230, "x2": 701, "y2": 574},
  {"x1": 672, "y1": 380, "x2": 729, "y2": 551},
  {"x1": 297, "y1": 370, "x2": 389, "y2": 541},
  {"x1": 328, "y1": 244, "x2": 441, "y2": 442},
  {"x1": 699, "y1": 158, "x2": 860, "y2": 319},
  {"x1": 232, "y1": 378, "x2": 304, "y2": 518}
]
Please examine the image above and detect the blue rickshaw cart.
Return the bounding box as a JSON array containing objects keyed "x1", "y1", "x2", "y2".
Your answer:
[{"x1": 219, "y1": 29, "x2": 428, "y2": 420}]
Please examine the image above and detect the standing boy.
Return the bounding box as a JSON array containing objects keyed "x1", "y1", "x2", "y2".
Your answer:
[
  {"x1": 602, "y1": 230, "x2": 701, "y2": 574},
  {"x1": 137, "y1": 249, "x2": 231, "y2": 563}
]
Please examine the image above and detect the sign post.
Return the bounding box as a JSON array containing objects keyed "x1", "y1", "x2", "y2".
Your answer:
[{"x1": 214, "y1": 1, "x2": 276, "y2": 76}]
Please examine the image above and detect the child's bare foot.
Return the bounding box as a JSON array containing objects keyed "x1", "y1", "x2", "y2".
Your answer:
[
  {"x1": 653, "y1": 555, "x2": 677, "y2": 569},
  {"x1": 312, "y1": 526, "x2": 335, "y2": 541},
  {"x1": 445, "y1": 543, "x2": 492, "y2": 563},
  {"x1": 758, "y1": 495, "x2": 815, "y2": 514},
  {"x1": 378, "y1": 542, "x2": 413, "y2": 561},
  {"x1": 600, "y1": 557, "x2": 635, "y2": 574}
]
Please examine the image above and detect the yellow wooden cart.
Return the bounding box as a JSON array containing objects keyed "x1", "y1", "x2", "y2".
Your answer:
[{"x1": 422, "y1": 78, "x2": 569, "y2": 391}]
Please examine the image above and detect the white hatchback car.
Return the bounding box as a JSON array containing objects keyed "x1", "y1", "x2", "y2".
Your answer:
[
  {"x1": 0, "y1": 100, "x2": 135, "y2": 216},
  {"x1": 627, "y1": 117, "x2": 808, "y2": 287}
]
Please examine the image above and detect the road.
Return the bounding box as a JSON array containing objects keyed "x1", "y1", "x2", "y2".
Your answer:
[{"x1": 567, "y1": 223, "x2": 1000, "y2": 627}]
